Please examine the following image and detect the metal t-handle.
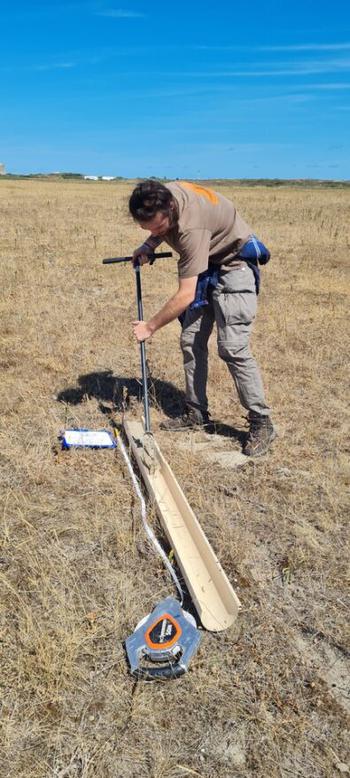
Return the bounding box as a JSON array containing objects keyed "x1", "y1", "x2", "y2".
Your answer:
[{"x1": 102, "y1": 252, "x2": 172, "y2": 264}]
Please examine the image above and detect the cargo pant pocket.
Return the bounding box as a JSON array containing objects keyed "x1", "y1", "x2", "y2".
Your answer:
[
  {"x1": 213, "y1": 267, "x2": 257, "y2": 327},
  {"x1": 214, "y1": 289, "x2": 257, "y2": 328}
]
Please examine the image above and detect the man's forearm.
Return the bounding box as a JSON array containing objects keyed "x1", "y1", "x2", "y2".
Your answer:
[
  {"x1": 141, "y1": 235, "x2": 163, "y2": 253},
  {"x1": 148, "y1": 291, "x2": 193, "y2": 333}
]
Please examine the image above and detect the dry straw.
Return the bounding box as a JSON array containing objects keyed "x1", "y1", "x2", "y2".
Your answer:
[{"x1": 0, "y1": 178, "x2": 349, "y2": 777}]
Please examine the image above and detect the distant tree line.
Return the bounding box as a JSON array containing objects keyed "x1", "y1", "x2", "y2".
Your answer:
[{"x1": 1, "y1": 173, "x2": 349, "y2": 188}]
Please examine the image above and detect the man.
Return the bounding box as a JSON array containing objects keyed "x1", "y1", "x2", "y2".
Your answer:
[{"x1": 129, "y1": 179, "x2": 275, "y2": 457}]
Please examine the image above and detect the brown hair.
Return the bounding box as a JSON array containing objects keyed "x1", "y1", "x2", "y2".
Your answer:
[{"x1": 129, "y1": 180, "x2": 175, "y2": 223}]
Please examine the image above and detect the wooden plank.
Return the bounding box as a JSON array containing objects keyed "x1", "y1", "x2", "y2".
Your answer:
[{"x1": 123, "y1": 420, "x2": 241, "y2": 632}]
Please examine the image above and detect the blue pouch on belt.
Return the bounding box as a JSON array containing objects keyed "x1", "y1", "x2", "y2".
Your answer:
[
  {"x1": 238, "y1": 235, "x2": 270, "y2": 265},
  {"x1": 237, "y1": 235, "x2": 270, "y2": 294}
]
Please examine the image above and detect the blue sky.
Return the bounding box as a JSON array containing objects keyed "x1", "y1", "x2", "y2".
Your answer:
[{"x1": 1, "y1": 0, "x2": 350, "y2": 179}]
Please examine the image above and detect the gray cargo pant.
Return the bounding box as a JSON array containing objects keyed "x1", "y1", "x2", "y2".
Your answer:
[{"x1": 180, "y1": 264, "x2": 270, "y2": 417}]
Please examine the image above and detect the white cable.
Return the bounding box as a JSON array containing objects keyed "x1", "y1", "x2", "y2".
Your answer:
[{"x1": 117, "y1": 432, "x2": 184, "y2": 604}]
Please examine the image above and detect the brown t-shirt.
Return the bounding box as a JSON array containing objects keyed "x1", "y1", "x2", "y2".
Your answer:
[{"x1": 162, "y1": 182, "x2": 252, "y2": 278}]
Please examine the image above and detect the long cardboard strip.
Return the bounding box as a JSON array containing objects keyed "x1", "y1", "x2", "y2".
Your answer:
[{"x1": 123, "y1": 420, "x2": 241, "y2": 632}]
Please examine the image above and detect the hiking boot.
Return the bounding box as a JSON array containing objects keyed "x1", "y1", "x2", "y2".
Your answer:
[
  {"x1": 243, "y1": 413, "x2": 276, "y2": 457},
  {"x1": 160, "y1": 406, "x2": 210, "y2": 432}
]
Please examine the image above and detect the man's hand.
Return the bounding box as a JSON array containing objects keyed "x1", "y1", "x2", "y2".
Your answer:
[
  {"x1": 133, "y1": 320, "x2": 153, "y2": 342},
  {"x1": 132, "y1": 235, "x2": 163, "y2": 266},
  {"x1": 132, "y1": 277, "x2": 198, "y2": 343},
  {"x1": 132, "y1": 246, "x2": 151, "y2": 267}
]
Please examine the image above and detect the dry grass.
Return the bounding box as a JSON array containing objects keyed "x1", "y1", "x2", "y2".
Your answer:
[{"x1": 0, "y1": 179, "x2": 349, "y2": 778}]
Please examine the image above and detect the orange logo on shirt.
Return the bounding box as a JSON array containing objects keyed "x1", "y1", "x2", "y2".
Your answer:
[{"x1": 180, "y1": 181, "x2": 219, "y2": 205}]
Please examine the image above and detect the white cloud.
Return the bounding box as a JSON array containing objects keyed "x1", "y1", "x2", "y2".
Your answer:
[
  {"x1": 175, "y1": 57, "x2": 350, "y2": 78},
  {"x1": 32, "y1": 62, "x2": 76, "y2": 71},
  {"x1": 260, "y1": 42, "x2": 350, "y2": 52},
  {"x1": 302, "y1": 81, "x2": 350, "y2": 89},
  {"x1": 95, "y1": 9, "x2": 145, "y2": 18},
  {"x1": 0, "y1": 61, "x2": 76, "y2": 73},
  {"x1": 195, "y1": 42, "x2": 350, "y2": 52}
]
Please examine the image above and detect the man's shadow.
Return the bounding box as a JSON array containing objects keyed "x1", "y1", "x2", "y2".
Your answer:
[
  {"x1": 56, "y1": 369, "x2": 185, "y2": 418},
  {"x1": 56, "y1": 369, "x2": 246, "y2": 442}
]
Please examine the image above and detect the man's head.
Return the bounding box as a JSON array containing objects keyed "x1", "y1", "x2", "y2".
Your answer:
[{"x1": 129, "y1": 180, "x2": 177, "y2": 236}]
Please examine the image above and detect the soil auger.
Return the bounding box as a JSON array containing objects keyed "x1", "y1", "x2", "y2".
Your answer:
[{"x1": 102, "y1": 252, "x2": 172, "y2": 470}]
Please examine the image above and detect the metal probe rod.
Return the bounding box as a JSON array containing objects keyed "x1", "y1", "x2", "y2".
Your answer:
[{"x1": 134, "y1": 262, "x2": 151, "y2": 434}]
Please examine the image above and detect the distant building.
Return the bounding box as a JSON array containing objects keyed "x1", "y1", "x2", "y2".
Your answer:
[
  {"x1": 0, "y1": 163, "x2": 5, "y2": 175},
  {"x1": 101, "y1": 176, "x2": 115, "y2": 181},
  {"x1": 84, "y1": 175, "x2": 99, "y2": 181}
]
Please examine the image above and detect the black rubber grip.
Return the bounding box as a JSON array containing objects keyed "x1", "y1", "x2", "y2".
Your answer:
[{"x1": 102, "y1": 252, "x2": 172, "y2": 265}]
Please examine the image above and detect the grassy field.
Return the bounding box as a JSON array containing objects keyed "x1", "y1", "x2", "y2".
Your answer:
[{"x1": 0, "y1": 179, "x2": 349, "y2": 778}]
